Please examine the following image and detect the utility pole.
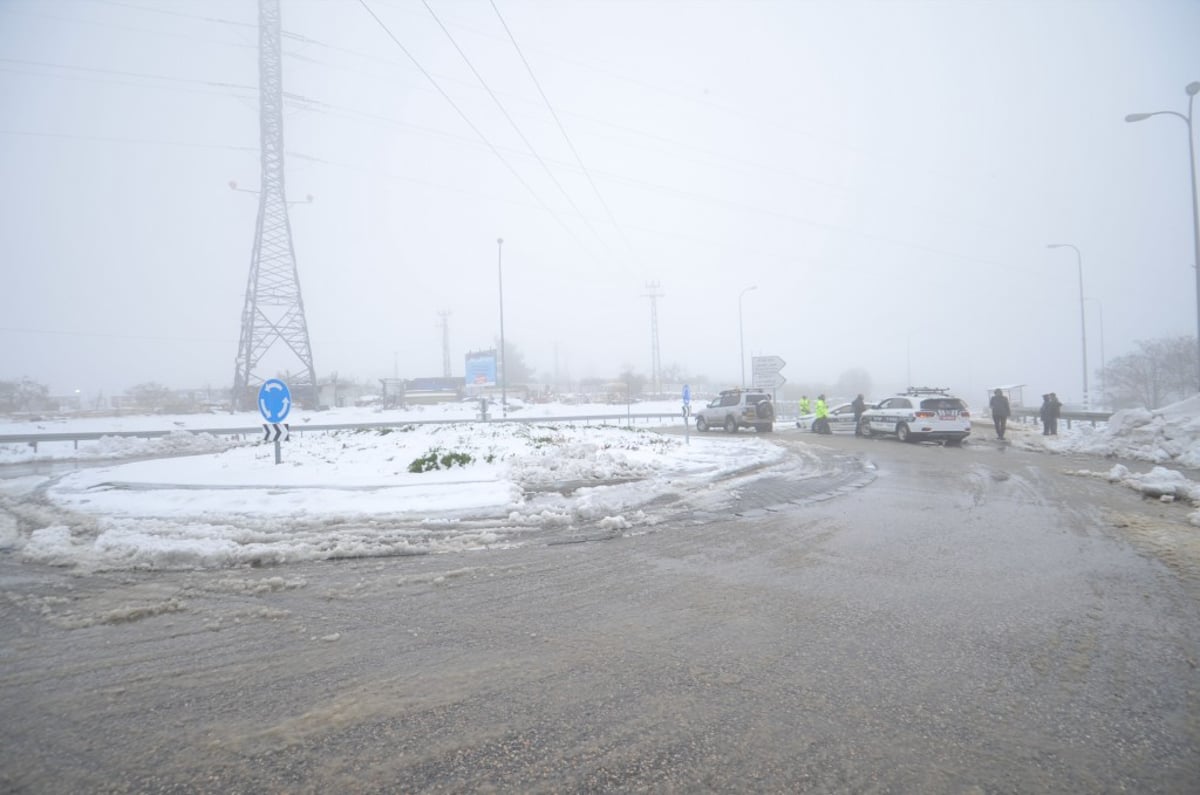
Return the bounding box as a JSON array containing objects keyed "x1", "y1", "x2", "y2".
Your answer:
[
  {"x1": 497, "y1": 238, "x2": 506, "y2": 417},
  {"x1": 644, "y1": 281, "x2": 663, "y2": 396},
  {"x1": 437, "y1": 310, "x2": 452, "y2": 377},
  {"x1": 231, "y1": 0, "x2": 317, "y2": 410}
]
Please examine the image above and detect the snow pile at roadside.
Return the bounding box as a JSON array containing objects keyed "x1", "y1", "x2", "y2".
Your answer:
[
  {"x1": 1043, "y1": 395, "x2": 1200, "y2": 468},
  {"x1": 0, "y1": 399, "x2": 688, "y2": 464},
  {"x1": 1070, "y1": 463, "x2": 1200, "y2": 527},
  {"x1": 0, "y1": 430, "x2": 244, "y2": 465},
  {"x1": 15, "y1": 422, "x2": 790, "y2": 570}
]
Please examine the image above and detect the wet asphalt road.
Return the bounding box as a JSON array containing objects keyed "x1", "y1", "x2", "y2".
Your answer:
[{"x1": 2, "y1": 429, "x2": 1199, "y2": 793}]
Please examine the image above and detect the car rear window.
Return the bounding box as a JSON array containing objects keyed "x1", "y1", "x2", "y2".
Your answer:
[{"x1": 921, "y1": 398, "x2": 966, "y2": 410}]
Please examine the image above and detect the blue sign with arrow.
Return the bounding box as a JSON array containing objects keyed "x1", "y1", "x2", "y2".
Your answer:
[{"x1": 258, "y1": 379, "x2": 292, "y2": 423}]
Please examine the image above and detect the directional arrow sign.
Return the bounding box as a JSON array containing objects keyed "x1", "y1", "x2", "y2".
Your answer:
[{"x1": 752, "y1": 355, "x2": 786, "y2": 389}]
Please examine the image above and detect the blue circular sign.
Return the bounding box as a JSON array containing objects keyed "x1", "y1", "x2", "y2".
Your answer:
[{"x1": 258, "y1": 379, "x2": 292, "y2": 423}]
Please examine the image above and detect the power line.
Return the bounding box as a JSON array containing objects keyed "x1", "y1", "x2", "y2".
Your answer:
[
  {"x1": 490, "y1": 0, "x2": 641, "y2": 270},
  {"x1": 0, "y1": 128, "x2": 257, "y2": 154},
  {"x1": 0, "y1": 326, "x2": 237, "y2": 344},
  {"x1": 421, "y1": 0, "x2": 617, "y2": 263},
  {"x1": 354, "y1": 0, "x2": 603, "y2": 263},
  {"x1": 0, "y1": 6, "x2": 258, "y2": 52},
  {"x1": 0, "y1": 56, "x2": 257, "y2": 94},
  {"x1": 71, "y1": 0, "x2": 256, "y2": 30}
]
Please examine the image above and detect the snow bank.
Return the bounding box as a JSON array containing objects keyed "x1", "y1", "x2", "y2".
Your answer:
[
  {"x1": 13, "y1": 422, "x2": 790, "y2": 571},
  {"x1": 1043, "y1": 395, "x2": 1200, "y2": 468},
  {"x1": 0, "y1": 430, "x2": 244, "y2": 465}
]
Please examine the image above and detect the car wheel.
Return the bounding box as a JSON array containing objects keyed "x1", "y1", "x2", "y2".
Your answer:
[
  {"x1": 696, "y1": 416, "x2": 708, "y2": 432},
  {"x1": 857, "y1": 419, "x2": 871, "y2": 437},
  {"x1": 724, "y1": 416, "x2": 737, "y2": 433},
  {"x1": 757, "y1": 423, "x2": 773, "y2": 433},
  {"x1": 896, "y1": 422, "x2": 911, "y2": 442}
]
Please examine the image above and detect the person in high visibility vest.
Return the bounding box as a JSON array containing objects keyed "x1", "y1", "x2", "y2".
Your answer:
[
  {"x1": 814, "y1": 394, "x2": 831, "y2": 434},
  {"x1": 796, "y1": 395, "x2": 812, "y2": 430}
]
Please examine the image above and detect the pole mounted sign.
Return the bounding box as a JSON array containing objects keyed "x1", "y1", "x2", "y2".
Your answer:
[
  {"x1": 258, "y1": 378, "x2": 292, "y2": 423},
  {"x1": 752, "y1": 355, "x2": 787, "y2": 390},
  {"x1": 682, "y1": 383, "x2": 691, "y2": 444},
  {"x1": 258, "y1": 379, "x2": 291, "y2": 463}
]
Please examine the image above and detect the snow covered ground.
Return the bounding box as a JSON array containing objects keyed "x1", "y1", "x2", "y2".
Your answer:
[
  {"x1": 4, "y1": 396, "x2": 1200, "y2": 571},
  {"x1": 1, "y1": 401, "x2": 804, "y2": 571}
]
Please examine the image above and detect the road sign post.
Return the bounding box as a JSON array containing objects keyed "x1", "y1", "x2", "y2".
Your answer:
[
  {"x1": 258, "y1": 379, "x2": 292, "y2": 465},
  {"x1": 682, "y1": 384, "x2": 691, "y2": 445},
  {"x1": 752, "y1": 356, "x2": 787, "y2": 392}
]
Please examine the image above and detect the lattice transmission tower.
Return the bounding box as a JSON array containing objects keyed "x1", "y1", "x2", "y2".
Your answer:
[
  {"x1": 644, "y1": 281, "x2": 663, "y2": 395},
  {"x1": 231, "y1": 0, "x2": 318, "y2": 410}
]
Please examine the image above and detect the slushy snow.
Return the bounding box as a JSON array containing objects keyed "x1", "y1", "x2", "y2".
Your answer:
[{"x1": 6, "y1": 395, "x2": 1200, "y2": 570}]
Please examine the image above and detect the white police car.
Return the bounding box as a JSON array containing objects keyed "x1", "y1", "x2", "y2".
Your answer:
[
  {"x1": 857, "y1": 387, "x2": 971, "y2": 444},
  {"x1": 796, "y1": 402, "x2": 860, "y2": 433}
]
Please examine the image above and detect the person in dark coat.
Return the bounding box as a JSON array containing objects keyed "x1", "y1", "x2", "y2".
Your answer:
[
  {"x1": 989, "y1": 388, "x2": 1011, "y2": 440},
  {"x1": 1039, "y1": 393, "x2": 1063, "y2": 435},
  {"x1": 851, "y1": 393, "x2": 867, "y2": 426}
]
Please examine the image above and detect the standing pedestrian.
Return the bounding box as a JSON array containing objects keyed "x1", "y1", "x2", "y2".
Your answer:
[
  {"x1": 1047, "y1": 392, "x2": 1062, "y2": 435},
  {"x1": 797, "y1": 395, "x2": 811, "y2": 430},
  {"x1": 1039, "y1": 394, "x2": 1055, "y2": 436},
  {"x1": 989, "y1": 388, "x2": 1011, "y2": 440},
  {"x1": 814, "y1": 394, "x2": 831, "y2": 434},
  {"x1": 851, "y1": 393, "x2": 867, "y2": 425}
]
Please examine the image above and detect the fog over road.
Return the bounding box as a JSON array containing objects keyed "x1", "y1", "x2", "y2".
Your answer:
[{"x1": 2, "y1": 433, "x2": 1199, "y2": 793}]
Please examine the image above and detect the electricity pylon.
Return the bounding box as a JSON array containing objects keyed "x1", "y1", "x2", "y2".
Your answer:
[
  {"x1": 231, "y1": 0, "x2": 317, "y2": 410},
  {"x1": 644, "y1": 281, "x2": 663, "y2": 395}
]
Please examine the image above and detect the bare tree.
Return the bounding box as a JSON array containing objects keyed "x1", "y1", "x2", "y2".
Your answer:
[
  {"x1": 1101, "y1": 336, "x2": 1197, "y2": 409},
  {"x1": 126, "y1": 382, "x2": 174, "y2": 412},
  {"x1": 495, "y1": 339, "x2": 535, "y2": 385},
  {"x1": 0, "y1": 378, "x2": 53, "y2": 413},
  {"x1": 617, "y1": 366, "x2": 646, "y2": 399}
]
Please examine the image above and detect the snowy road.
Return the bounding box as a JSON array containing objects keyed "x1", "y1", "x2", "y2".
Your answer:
[{"x1": 2, "y1": 433, "x2": 1199, "y2": 792}]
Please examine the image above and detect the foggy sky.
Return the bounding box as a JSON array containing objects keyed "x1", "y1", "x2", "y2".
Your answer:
[{"x1": 2, "y1": 0, "x2": 1199, "y2": 406}]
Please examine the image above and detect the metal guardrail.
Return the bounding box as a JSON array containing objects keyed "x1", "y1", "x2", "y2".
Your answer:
[
  {"x1": 0, "y1": 413, "x2": 689, "y2": 451},
  {"x1": 1009, "y1": 407, "x2": 1113, "y2": 428}
]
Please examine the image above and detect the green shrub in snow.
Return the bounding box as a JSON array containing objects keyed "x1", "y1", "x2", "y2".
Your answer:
[{"x1": 408, "y1": 447, "x2": 473, "y2": 473}]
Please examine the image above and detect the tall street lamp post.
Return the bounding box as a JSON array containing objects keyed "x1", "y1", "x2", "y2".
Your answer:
[
  {"x1": 497, "y1": 238, "x2": 506, "y2": 417},
  {"x1": 1087, "y1": 297, "x2": 1105, "y2": 407},
  {"x1": 1047, "y1": 243, "x2": 1088, "y2": 408},
  {"x1": 1126, "y1": 81, "x2": 1200, "y2": 390},
  {"x1": 738, "y1": 285, "x2": 757, "y2": 387}
]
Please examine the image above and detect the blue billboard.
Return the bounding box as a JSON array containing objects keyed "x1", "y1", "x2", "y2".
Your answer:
[{"x1": 465, "y1": 350, "x2": 497, "y2": 386}]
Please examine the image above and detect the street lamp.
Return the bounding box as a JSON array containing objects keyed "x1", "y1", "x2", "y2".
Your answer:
[
  {"x1": 1046, "y1": 243, "x2": 1088, "y2": 408},
  {"x1": 738, "y1": 285, "x2": 757, "y2": 387},
  {"x1": 497, "y1": 238, "x2": 506, "y2": 417},
  {"x1": 1126, "y1": 81, "x2": 1200, "y2": 391},
  {"x1": 1086, "y1": 297, "x2": 1105, "y2": 408}
]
